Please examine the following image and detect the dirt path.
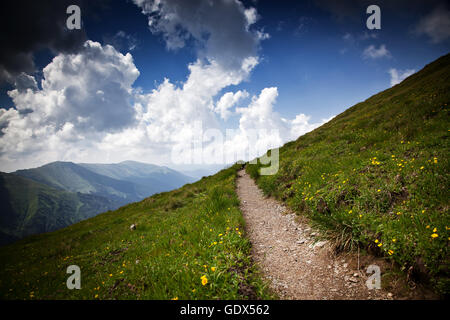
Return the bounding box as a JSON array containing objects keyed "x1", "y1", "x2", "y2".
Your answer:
[{"x1": 237, "y1": 169, "x2": 389, "y2": 300}]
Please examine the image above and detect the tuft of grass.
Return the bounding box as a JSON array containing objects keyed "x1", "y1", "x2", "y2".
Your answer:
[
  {"x1": 0, "y1": 164, "x2": 275, "y2": 300},
  {"x1": 246, "y1": 53, "x2": 450, "y2": 296}
]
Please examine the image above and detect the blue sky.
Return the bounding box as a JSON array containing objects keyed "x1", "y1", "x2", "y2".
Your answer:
[{"x1": 0, "y1": 0, "x2": 449, "y2": 171}]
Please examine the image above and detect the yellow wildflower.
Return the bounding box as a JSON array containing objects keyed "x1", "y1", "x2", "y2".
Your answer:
[{"x1": 431, "y1": 233, "x2": 438, "y2": 238}]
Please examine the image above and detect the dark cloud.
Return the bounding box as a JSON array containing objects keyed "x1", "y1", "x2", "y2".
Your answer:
[
  {"x1": 0, "y1": 0, "x2": 108, "y2": 84},
  {"x1": 133, "y1": 0, "x2": 261, "y2": 70},
  {"x1": 13, "y1": 73, "x2": 38, "y2": 93}
]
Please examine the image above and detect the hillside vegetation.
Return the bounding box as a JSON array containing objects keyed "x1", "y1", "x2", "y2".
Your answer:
[
  {"x1": 0, "y1": 172, "x2": 115, "y2": 245},
  {"x1": 0, "y1": 164, "x2": 273, "y2": 299},
  {"x1": 0, "y1": 54, "x2": 448, "y2": 299},
  {"x1": 0, "y1": 161, "x2": 195, "y2": 245},
  {"x1": 247, "y1": 53, "x2": 450, "y2": 295},
  {"x1": 15, "y1": 161, "x2": 194, "y2": 205}
]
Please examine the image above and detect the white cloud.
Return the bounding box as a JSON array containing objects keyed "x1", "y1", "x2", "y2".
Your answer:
[
  {"x1": 388, "y1": 68, "x2": 416, "y2": 86},
  {"x1": 0, "y1": 41, "x2": 140, "y2": 171},
  {"x1": 215, "y1": 90, "x2": 249, "y2": 120},
  {"x1": 231, "y1": 87, "x2": 328, "y2": 158},
  {"x1": 133, "y1": 0, "x2": 264, "y2": 70},
  {"x1": 362, "y1": 44, "x2": 391, "y2": 59},
  {"x1": 8, "y1": 40, "x2": 139, "y2": 133},
  {"x1": 0, "y1": 0, "x2": 327, "y2": 172},
  {"x1": 244, "y1": 7, "x2": 258, "y2": 26},
  {"x1": 415, "y1": 6, "x2": 450, "y2": 43}
]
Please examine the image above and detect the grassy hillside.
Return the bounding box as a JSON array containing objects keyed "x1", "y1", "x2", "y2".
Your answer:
[
  {"x1": 0, "y1": 164, "x2": 273, "y2": 299},
  {"x1": 1, "y1": 54, "x2": 448, "y2": 299},
  {"x1": 4, "y1": 161, "x2": 196, "y2": 243},
  {"x1": 0, "y1": 172, "x2": 116, "y2": 245},
  {"x1": 15, "y1": 162, "x2": 144, "y2": 205},
  {"x1": 246, "y1": 53, "x2": 450, "y2": 295}
]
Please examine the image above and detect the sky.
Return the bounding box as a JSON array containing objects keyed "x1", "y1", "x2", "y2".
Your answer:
[{"x1": 0, "y1": 0, "x2": 449, "y2": 172}]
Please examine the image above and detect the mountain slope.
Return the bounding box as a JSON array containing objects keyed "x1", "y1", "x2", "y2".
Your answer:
[
  {"x1": 0, "y1": 54, "x2": 448, "y2": 299},
  {"x1": 78, "y1": 161, "x2": 195, "y2": 197},
  {"x1": 14, "y1": 162, "x2": 142, "y2": 205},
  {"x1": 4, "y1": 161, "x2": 195, "y2": 244},
  {"x1": 246, "y1": 53, "x2": 450, "y2": 295},
  {"x1": 0, "y1": 172, "x2": 116, "y2": 245},
  {"x1": 15, "y1": 161, "x2": 195, "y2": 204},
  {"x1": 0, "y1": 164, "x2": 273, "y2": 300}
]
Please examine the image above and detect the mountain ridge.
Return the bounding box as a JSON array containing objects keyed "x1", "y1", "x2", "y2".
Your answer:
[{"x1": 1, "y1": 160, "x2": 195, "y2": 245}]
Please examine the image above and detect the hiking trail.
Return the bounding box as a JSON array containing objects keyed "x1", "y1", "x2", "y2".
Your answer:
[{"x1": 237, "y1": 169, "x2": 389, "y2": 300}]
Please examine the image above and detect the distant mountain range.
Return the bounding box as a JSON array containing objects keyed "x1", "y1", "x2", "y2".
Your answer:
[{"x1": 0, "y1": 161, "x2": 195, "y2": 245}]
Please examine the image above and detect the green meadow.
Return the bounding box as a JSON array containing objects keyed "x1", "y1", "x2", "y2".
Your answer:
[
  {"x1": 247, "y1": 54, "x2": 450, "y2": 295},
  {"x1": 0, "y1": 164, "x2": 274, "y2": 300}
]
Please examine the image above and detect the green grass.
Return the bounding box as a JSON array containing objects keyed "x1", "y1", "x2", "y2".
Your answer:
[
  {"x1": 246, "y1": 53, "x2": 450, "y2": 296},
  {"x1": 0, "y1": 172, "x2": 114, "y2": 242},
  {"x1": 0, "y1": 164, "x2": 274, "y2": 300}
]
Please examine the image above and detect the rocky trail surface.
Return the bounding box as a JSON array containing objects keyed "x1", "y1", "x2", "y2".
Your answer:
[{"x1": 237, "y1": 169, "x2": 391, "y2": 300}]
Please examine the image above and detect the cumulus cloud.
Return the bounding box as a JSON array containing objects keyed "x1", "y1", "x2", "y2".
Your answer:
[
  {"x1": 0, "y1": 41, "x2": 140, "y2": 170},
  {"x1": 220, "y1": 87, "x2": 330, "y2": 163},
  {"x1": 215, "y1": 90, "x2": 249, "y2": 120},
  {"x1": 8, "y1": 40, "x2": 139, "y2": 132},
  {"x1": 415, "y1": 5, "x2": 450, "y2": 43},
  {"x1": 388, "y1": 68, "x2": 416, "y2": 86},
  {"x1": 362, "y1": 44, "x2": 391, "y2": 59},
  {"x1": 0, "y1": 0, "x2": 327, "y2": 171},
  {"x1": 133, "y1": 0, "x2": 260, "y2": 69}
]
